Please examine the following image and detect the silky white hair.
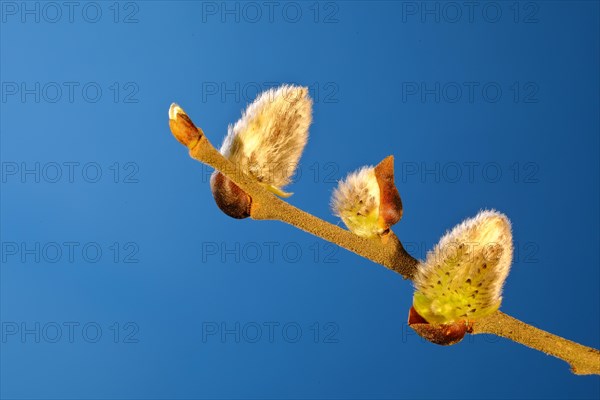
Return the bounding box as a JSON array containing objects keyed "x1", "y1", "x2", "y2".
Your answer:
[
  {"x1": 219, "y1": 85, "x2": 312, "y2": 192},
  {"x1": 331, "y1": 166, "x2": 383, "y2": 238}
]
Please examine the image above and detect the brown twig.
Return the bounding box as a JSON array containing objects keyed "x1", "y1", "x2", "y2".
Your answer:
[
  {"x1": 473, "y1": 311, "x2": 600, "y2": 375},
  {"x1": 185, "y1": 119, "x2": 419, "y2": 279},
  {"x1": 169, "y1": 104, "x2": 600, "y2": 376}
]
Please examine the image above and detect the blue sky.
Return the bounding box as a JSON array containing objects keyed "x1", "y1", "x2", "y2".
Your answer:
[{"x1": 1, "y1": 1, "x2": 599, "y2": 398}]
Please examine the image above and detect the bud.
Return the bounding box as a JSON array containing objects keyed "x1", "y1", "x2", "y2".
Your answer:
[
  {"x1": 218, "y1": 84, "x2": 312, "y2": 196},
  {"x1": 331, "y1": 156, "x2": 403, "y2": 238},
  {"x1": 210, "y1": 85, "x2": 313, "y2": 219},
  {"x1": 210, "y1": 172, "x2": 252, "y2": 219},
  {"x1": 168, "y1": 103, "x2": 203, "y2": 148},
  {"x1": 412, "y1": 210, "x2": 513, "y2": 326}
]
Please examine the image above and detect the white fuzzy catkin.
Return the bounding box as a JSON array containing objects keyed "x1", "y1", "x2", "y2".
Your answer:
[
  {"x1": 219, "y1": 85, "x2": 312, "y2": 193},
  {"x1": 413, "y1": 210, "x2": 513, "y2": 324},
  {"x1": 331, "y1": 166, "x2": 383, "y2": 238}
]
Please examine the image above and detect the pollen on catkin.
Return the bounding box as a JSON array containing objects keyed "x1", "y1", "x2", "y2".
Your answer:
[
  {"x1": 218, "y1": 85, "x2": 312, "y2": 196},
  {"x1": 413, "y1": 210, "x2": 513, "y2": 324},
  {"x1": 331, "y1": 166, "x2": 383, "y2": 238}
]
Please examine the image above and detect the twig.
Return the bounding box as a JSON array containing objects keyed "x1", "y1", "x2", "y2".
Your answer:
[
  {"x1": 473, "y1": 311, "x2": 600, "y2": 375},
  {"x1": 186, "y1": 121, "x2": 419, "y2": 279},
  {"x1": 169, "y1": 105, "x2": 600, "y2": 376}
]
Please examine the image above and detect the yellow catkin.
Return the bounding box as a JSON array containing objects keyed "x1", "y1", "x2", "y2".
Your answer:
[{"x1": 413, "y1": 210, "x2": 513, "y2": 324}]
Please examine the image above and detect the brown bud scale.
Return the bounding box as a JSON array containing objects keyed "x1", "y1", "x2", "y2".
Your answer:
[
  {"x1": 210, "y1": 172, "x2": 252, "y2": 219},
  {"x1": 374, "y1": 156, "x2": 403, "y2": 230},
  {"x1": 169, "y1": 104, "x2": 203, "y2": 148},
  {"x1": 408, "y1": 306, "x2": 471, "y2": 346}
]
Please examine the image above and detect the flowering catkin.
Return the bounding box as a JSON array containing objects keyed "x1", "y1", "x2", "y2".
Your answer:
[
  {"x1": 331, "y1": 157, "x2": 403, "y2": 238},
  {"x1": 331, "y1": 166, "x2": 382, "y2": 238},
  {"x1": 413, "y1": 210, "x2": 513, "y2": 324},
  {"x1": 218, "y1": 85, "x2": 312, "y2": 196}
]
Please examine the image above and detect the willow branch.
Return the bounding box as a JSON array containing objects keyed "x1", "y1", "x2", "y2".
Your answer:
[
  {"x1": 187, "y1": 129, "x2": 419, "y2": 279},
  {"x1": 169, "y1": 106, "x2": 600, "y2": 376},
  {"x1": 473, "y1": 311, "x2": 600, "y2": 375}
]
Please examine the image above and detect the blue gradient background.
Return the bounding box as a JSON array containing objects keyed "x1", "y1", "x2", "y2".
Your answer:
[{"x1": 1, "y1": 1, "x2": 599, "y2": 399}]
